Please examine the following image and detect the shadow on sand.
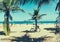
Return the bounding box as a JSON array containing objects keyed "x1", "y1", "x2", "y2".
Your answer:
[
  {"x1": 11, "y1": 34, "x2": 45, "y2": 42},
  {"x1": 11, "y1": 32, "x2": 53, "y2": 42},
  {"x1": 0, "y1": 31, "x2": 5, "y2": 35},
  {"x1": 44, "y1": 27, "x2": 60, "y2": 34},
  {"x1": 22, "y1": 30, "x2": 37, "y2": 33}
]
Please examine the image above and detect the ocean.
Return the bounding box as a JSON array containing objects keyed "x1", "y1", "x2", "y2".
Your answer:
[{"x1": 0, "y1": 21, "x2": 56, "y2": 24}]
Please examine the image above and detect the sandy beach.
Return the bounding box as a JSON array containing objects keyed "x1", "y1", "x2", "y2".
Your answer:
[{"x1": 0, "y1": 24, "x2": 60, "y2": 42}]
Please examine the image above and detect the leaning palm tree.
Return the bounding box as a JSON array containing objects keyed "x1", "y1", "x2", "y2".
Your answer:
[
  {"x1": 0, "y1": 0, "x2": 32, "y2": 36},
  {"x1": 55, "y1": 0, "x2": 60, "y2": 28}
]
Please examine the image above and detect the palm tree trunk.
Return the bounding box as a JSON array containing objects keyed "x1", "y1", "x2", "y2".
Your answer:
[
  {"x1": 4, "y1": 9, "x2": 10, "y2": 36},
  {"x1": 34, "y1": 19, "x2": 37, "y2": 31},
  {"x1": 6, "y1": 15, "x2": 10, "y2": 35}
]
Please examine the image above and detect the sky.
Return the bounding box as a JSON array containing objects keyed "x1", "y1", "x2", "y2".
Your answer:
[{"x1": 0, "y1": 0, "x2": 59, "y2": 21}]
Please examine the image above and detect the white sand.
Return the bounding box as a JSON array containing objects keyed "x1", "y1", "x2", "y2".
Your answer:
[{"x1": 0, "y1": 24, "x2": 60, "y2": 42}]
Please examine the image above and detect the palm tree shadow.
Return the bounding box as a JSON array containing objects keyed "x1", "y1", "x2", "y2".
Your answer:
[
  {"x1": 44, "y1": 27, "x2": 60, "y2": 34},
  {"x1": 0, "y1": 31, "x2": 5, "y2": 35},
  {"x1": 11, "y1": 33, "x2": 51, "y2": 42},
  {"x1": 11, "y1": 34, "x2": 31, "y2": 42},
  {"x1": 22, "y1": 30, "x2": 37, "y2": 33}
]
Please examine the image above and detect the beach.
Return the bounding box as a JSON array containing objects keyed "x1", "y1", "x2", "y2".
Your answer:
[{"x1": 0, "y1": 24, "x2": 60, "y2": 42}]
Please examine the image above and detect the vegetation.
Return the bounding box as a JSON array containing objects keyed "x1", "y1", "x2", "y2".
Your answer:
[
  {"x1": 29, "y1": 9, "x2": 46, "y2": 31},
  {"x1": 55, "y1": 0, "x2": 60, "y2": 28},
  {"x1": 0, "y1": 0, "x2": 58, "y2": 35},
  {"x1": 28, "y1": 0, "x2": 54, "y2": 31},
  {"x1": 0, "y1": 0, "x2": 31, "y2": 36}
]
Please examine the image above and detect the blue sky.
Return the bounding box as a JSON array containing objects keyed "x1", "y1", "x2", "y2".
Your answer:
[{"x1": 0, "y1": 0, "x2": 59, "y2": 21}]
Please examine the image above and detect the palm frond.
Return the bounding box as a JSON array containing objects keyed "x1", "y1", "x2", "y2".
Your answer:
[
  {"x1": 33, "y1": 0, "x2": 54, "y2": 4},
  {"x1": 40, "y1": 14, "x2": 46, "y2": 16},
  {"x1": 33, "y1": 9, "x2": 39, "y2": 16},
  {"x1": 3, "y1": 0, "x2": 18, "y2": 8},
  {"x1": 28, "y1": 13, "x2": 33, "y2": 16},
  {"x1": 38, "y1": 0, "x2": 55, "y2": 8},
  {"x1": 22, "y1": 0, "x2": 30, "y2": 5},
  {"x1": 55, "y1": 0, "x2": 60, "y2": 11},
  {"x1": 15, "y1": 0, "x2": 33, "y2": 5},
  {"x1": 33, "y1": 0, "x2": 39, "y2": 4},
  {"x1": 9, "y1": 14, "x2": 12, "y2": 20},
  {"x1": 0, "y1": 2, "x2": 6, "y2": 12},
  {"x1": 33, "y1": 0, "x2": 49, "y2": 5},
  {"x1": 3, "y1": 0, "x2": 11, "y2": 7},
  {"x1": 11, "y1": 6, "x2": 25, "y2": 13},
  {"x1": 39, "y1": 14, "x2": 46, "y2": 19},
  {"x1": 32, "y1": 14, "x2": 46, "y2": 20},
  {"x1": 3, "y1": 0, "x2": 33, "y2": 8},
  {"x1": 11, "y1": 0, "x2": 18, "y2": 5},
  {"x1": 32, "y1": 0, "x2": 55, "y2": 8},
  {"x1": 23, "y1": 0, "x2": 34, "y2": 5}
]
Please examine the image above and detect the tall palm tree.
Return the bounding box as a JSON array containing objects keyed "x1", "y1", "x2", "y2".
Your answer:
[
  {"x1": 28, "y1": 0, "x2": 54, "y2": 31},
  {"x1": 0, "y1": 0, "x2": 31, "y2": 36}
]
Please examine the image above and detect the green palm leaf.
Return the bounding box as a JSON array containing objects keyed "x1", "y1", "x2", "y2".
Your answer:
[
  {"x1": 28, "y1": 8, "x2": 46, "y2": 20},
  {"x1": 16, "y1": 0, "x2": 33, "y2": 5},
  {"x1": 32, "y1": 14, "x2": 46, "y2": 20},
  {"x1": 3, "y1": 0, "x2": 18, "y2": 8},
  {"x1": 34, "y1": 9, "x2": 39, "y2": 15},
  {"x1": 9, "y1": 14, "x2": 13, "y2": 20},
  {"x1": 11, "y1": 6, "x2": 25, "y2": 12},
  {"x1": 2, "y1": 0, "x2": 33, "y2": 36},
  {"x1": 32, "y1": 0, "x2": 54, "y2": 8},
  {"x1": 3, "y1": 0, "x2": 11, "y2": 7},
  {"x1": 28, "y1": 13, "x2": 33, "y2": 16},
  {"x1": 0, "y1": 7, "x2": 5, "y2": 11},
  {"x1": 55, "y1": 0, "x2": 60, "y2": 11},
  {"x1": 39, "y1": 14, "x2": 46, "y2": 19}
]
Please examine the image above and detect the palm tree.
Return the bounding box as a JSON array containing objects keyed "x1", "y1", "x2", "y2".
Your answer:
[
  {"x1": 28, "y1": 0, "x2": 54, "y2": 31},
  {"x1": 29, "y1": 8, "x2": 46, "y2": 31},
  {"x1": 33, "y1": 11, "x2": 46, "y2": 32},
  {"x1": 55, "y1": 0, "x2": 60, "y2": 28},
  {"x1": 0, "y1": 0, "x2": 32, "y2": 36}
]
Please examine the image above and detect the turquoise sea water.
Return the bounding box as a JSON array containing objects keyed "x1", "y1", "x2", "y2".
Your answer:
[{"x1": 0, "y1": 21, "x2": 56, "y2": 24}]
